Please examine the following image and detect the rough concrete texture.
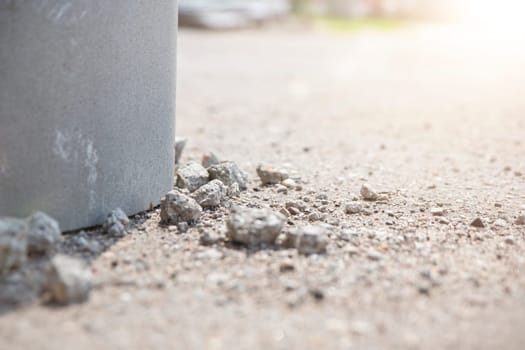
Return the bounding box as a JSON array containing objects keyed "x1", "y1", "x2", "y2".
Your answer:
[
  {"x1": 0, "y1": 218, "x2": 28, "y2": 274},
  {"x1": 27, "y1": 212, "x2": 61, "y2": 255},
  {"x1": 192, "y1": 179, "x2": 227, "y2": 208},
  {"x1": 226, "y1": 207, "x2": 285, "y2": 245},
  {"x1": 45, "y1": 255, "x2": 92, "y2": 305},
  {"x1": 176, "y1": 162, "x2": 210, "y2": 192},
  {"x1": 0, "y1": 0, "x2": 177, "y2": 231},
  {"x1": 208, "y1": 161, "x2": 249, "y2": 191},
  {"x1": 160, "y1": 190, "x2": 202, "y2": 225}
]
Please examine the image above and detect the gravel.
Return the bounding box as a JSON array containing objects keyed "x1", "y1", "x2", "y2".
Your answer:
[
  {"x1": 102, "y1": 208, "x2": 130, "y2": 236},
  {"x1": 44, "y1": 254, "x2": 92, "y2": 305},
  {"x1": 514, "y1": 215, "x2": 525, "y2": 225},
  {"x1": 0, "y1": 218, "x2": 28, "y2": 275},
  {"x1": 176, "y1": 162, "x2": 210, "y2": 192},
  {"x1": 208, "y1": 161, "x2": 248, "y2": 191},
  {"x1": 256, "y1": 164, "x2": 289, "y2": 185},
  {"x1": 225, "y1": 206, "x2": 285, "y2": 245},
  {"x1": 160, "y1": 190, "x2": 202, "y2": 225},
  {"x1": 192, "y1": 179, "x2": 227, "y2": 208}
]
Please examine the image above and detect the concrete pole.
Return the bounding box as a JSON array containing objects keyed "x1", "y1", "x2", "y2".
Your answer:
[{"x1": 0, "y1": 1, "x2": 177, "y2": 231}]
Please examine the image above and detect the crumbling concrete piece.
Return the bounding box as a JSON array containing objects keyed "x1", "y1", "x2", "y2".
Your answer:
[
  {"x1": 102, "y1": 208, "x2": 130, "y2": 236},
  {"x1": 176, "y1": 162, "x2": 210, "y2": 193},
  {"x1": 360, "y1": 183, "x2": 379, "y2": 201},
  {"x1": 0, "y1": 218, "x2": 28, "y2": 275},
  {"x1": 285, "y1": 225, "x2": 328, "y2": 255},
  {"x1": 208, "y1": 161, "x2": 248, "y2": 191},
  {"x1": 27, "y1": 212, "x2": 61, "y2": 255},
  {"x1": 0, "y1": 261, "x2": 50, "y2": 307},
  {"x1": 226, "y1": 207, "x2": 285, "y2": 246},
  {"x1": 160, "y1": 190, "x2": 202, "y2": 224},
  {"x1": 45, "y1": 254, "x2": 92, "y2": 305},
  {"x1": 202, "y1": 152, "x2": 220, "y2": 168},
  {"x1": 256, "y1": 164, "x2": 289, "y2": 185},
  {"x1": 192, "y1": 179, "x2": 227, "y2": 208}
]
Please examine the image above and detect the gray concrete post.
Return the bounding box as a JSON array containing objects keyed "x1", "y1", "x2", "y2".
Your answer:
[{"x1": 0, "y1": 1, "x2": 177, "y2": 231}]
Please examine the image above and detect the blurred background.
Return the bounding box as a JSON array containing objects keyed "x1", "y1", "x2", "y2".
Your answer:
[{"x1": 179, "y1": 0, "x2": 525, "y2": 28}]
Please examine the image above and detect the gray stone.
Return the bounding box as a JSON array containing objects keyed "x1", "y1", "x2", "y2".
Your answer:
[
  {"x1": 176, "y1": 162, "x2": 209, "y2": 193},
  {"x1": 45, "y1": 255, "x2": 92, "y2": 305},
  {"x1": 102, "y1": 208, "x2": 130, "y2": 236},
  {"x1": 160, "y1": 190, "x2": 202, "y2": 225},
  {"x1": 360, "y1": 184, "x2": 379, "y2": 201},
  {"x1": 345, "y1": 202, "x2": 362, "y2": 214},
  {"x1": 202, "y1": 152, "x2": 220, "y2": 168},
  {"x1": 256, "y1": 164, "x2": 289, "y2": 185},
  {"x1": 226, "y1": 207, "x2": 285, "y2": 245},
  {"x1": 290, "y1": 225, "x2": 328, "y2": 255},
  {"x1": 0, "y1": 218, "x2": 28, "y2": 275},
  {"x1": 174, "y1": 138, "x2": 188, "y2": 165},
  {"x1": 208, "y1": 161, "x2": 248, "y2": 191},
  {"x1": 192, "y1": 180, "x2": 227, "y2": 208},
  {"x1": 26, "y1": 212, "x2": 61, "y2": 255},
  {"x1": 0, "y1": 1, "x2": 176, "y2": 231}
]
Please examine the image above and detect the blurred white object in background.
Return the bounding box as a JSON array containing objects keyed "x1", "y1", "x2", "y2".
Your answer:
[{"x1": 179, "y1": 0, "x2": 291, "y2": 29}]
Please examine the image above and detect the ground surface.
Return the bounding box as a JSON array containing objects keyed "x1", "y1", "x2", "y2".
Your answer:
[{"x1": 2, "y1": 24, "x2": 525, "y2": 350}]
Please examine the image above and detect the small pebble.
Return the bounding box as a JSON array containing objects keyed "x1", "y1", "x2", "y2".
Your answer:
[
  {"x1": 430, "y1": 207, "x2": 445, "y2": 217},
  {"x1": 176, "y1": 162, "x2": 209, "y2": 192},
  {"x1": 201, "y1": 152, "x2": 220, "y2": 168},
  {"x1": 226, "y1": 207, "x2": 285, "y2": 246},
  {"x1": 102, "y1": 208, "x2": 129, "y2": 236},
  {"x1": 208, "y1": 161, "x2": 248, "y2": 191},
  {"x1": 360, "y1": 184, "x2": 379, "y2": 201},
  {"x1": 470, "y1": 218, "x2": 485, "y2": 228},
  {"x1": 256, "y1": 164, "x2": 289, "y2": 185},
  {"x1": 192, "y1": 179, "x2": 227, "y2": 208},
  {"x1": 0, "y1": 218, "x2": 28, "y2": 275},
  {"x1": 160, "y1": 190, "x2": 202, "y2": 225},
  {"x1": 45, "y1": 254, "x2": 92, "y2": 305},
  {"x1": 26, "y1": 212, "x2": 61, "y2": 255},
  {"x1": 515, "y1": 215, "x2": 525, "y2": 225},
  {"x1": 367, "y1": 248, "x2": 384, "y2": 261},
  {"x1": 345, "y1": 202, "x2": 362, "y2": 215}
]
